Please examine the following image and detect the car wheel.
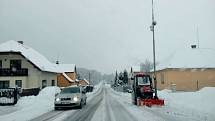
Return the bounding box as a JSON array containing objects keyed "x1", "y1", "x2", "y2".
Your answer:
[
  {"x1": 78, "y1": 101, "x2": 82, "y2": 109},
  {"x1": 84, "y1": 99, "x2": 87, "y2": 105}
]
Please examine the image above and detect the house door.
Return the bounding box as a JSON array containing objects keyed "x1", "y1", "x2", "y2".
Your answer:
[{"x1": 0, "y1": 81, "x2": 10, "y2": 88}]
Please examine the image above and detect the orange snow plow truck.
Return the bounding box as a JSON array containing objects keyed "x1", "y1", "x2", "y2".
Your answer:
[{"x1": 131, "y1": 72, "x2": 164, "y2": 107}]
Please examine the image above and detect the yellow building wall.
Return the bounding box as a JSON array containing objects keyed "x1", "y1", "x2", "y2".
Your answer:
[{"x1": 155, "y1": 68, "x2": 215, "y2": 91}]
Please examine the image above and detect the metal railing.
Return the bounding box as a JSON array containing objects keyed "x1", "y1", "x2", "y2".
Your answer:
[
  {"x1": 0, "y1": 88, "x2": 19, "y2": 105},
  {"x1": 0, "y1": 68, "x2": 28, "y2": 76}
]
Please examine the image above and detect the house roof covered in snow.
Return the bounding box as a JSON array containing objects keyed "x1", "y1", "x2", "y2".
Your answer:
[
  {"x1": 55, "y1": 64, "x2": 76, "y2": 73},
  {"x1": 62, "y1": 72, "x2": 75, "y2": 83},
  {"x1": 83, "y1": 79, "x2": 90, "y2": 84},
  {"x1": 0, "y1": 40, "x2": 75, "y2": 73},
  {"x1": 76, "y1": 79, "x2": 90, "y2": 85},
  {"x1": 156, "y1": 48, "x2": 215, "y2": 71}
]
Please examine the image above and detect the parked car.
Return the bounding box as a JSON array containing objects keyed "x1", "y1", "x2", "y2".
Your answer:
[
  {"x1": 86, "y1": 85, "x2": 94, "y2": 92},
  {"x1": 127, "y1": 89, "x2": 133, "y2": 93},
  {"x1": 54, "y1": 86, "x2": 87, "y2": 110}
]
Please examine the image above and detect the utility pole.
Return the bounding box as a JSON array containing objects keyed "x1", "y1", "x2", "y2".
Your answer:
[
  {"x1": 150, "y1": 0, "x2": 158, "y2": 99},
  {"x1": 89, "y1": 72, "x2": 91, "y2": 84}
]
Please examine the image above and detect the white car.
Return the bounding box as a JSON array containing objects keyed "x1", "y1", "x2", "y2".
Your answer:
[{"x1": 54, "y1": 86, "x2": 87, "y2": 110}]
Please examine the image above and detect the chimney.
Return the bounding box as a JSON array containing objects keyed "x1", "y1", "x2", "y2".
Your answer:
[
  {"x1": 56, "y1": 60, "x2": 59, "y2": 64},
  {"x1": 191, "y1": 45, "x2": 197, "y2": 49},
  {"x1": 17, "y1": 41, "x2": 24, "y2": 44}
]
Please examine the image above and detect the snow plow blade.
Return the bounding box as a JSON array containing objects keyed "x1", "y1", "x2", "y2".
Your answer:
[{"x1": 137, "y1": 98, "x2": 164, "y2": 107}]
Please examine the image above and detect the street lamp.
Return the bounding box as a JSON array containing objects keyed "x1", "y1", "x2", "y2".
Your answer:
[{"x1": 150, "y1": 0, "x2": 158, "y2": 99}]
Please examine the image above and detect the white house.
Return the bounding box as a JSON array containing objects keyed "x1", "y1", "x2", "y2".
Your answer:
[{"x1": 0, "y1": 40, "x2": 75, "y2": 95}]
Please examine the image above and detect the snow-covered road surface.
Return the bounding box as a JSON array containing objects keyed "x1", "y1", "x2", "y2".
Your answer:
[
  {"x1": 30, "y1": 110, "x2": 65, "y2": 121},
  {"x1": 31, "y1": 86, "x2": 139, "y2": 121},
  {"x1": 63, "y1": 89, "x2": 103, "y2": 121},
  {"x1": 1, "y1": 83, "x2": 215, "y2": 121},
  {"x1": 91, "y1": 86, "x2": 138, "y2": 121}
]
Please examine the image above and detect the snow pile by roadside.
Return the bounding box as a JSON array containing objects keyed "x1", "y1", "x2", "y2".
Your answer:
[
  {"x1": 0, "y1": 86, "x2": 61, "y2": 121},
  {"x1": 158, "y1": 87, "x2": 215, "y2": 121}
]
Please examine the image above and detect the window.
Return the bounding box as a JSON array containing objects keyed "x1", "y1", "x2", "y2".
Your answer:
[
  {"x1": 51, "y1": 80, "x2": 55, "y2": 86},
  {"x1": 161, "y1": 73, "x2": 165, "y2": 84},
  {"x1": 0, "y1": 60, "x2": 2, "y2": 68},
  {"x1": 15, "y1": 80, "x2": 22, "y2": 88},
  {"x1": 10, "y1": 60, "x2": 21, "y2": 71},
  {"x1": 42, "y1": 80, "x2": 47, "y2": 89},
  {"x1": 61, "y1": 87, "x2": 80, "y2": 94},
  {"x1": 0, "y1": 81, "x2": 9, "y2": 88},
  {"x1": 137, "y1": 76, "x2": 150, "y2": 85}
]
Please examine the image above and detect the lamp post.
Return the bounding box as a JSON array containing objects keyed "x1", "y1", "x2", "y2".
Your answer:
[{"x1": 150, "y1": 0, "x2": 158, "y2": 99}]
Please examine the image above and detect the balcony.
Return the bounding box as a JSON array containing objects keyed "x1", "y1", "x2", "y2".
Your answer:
[{"x1": 0, "y1": 68, "x2": 28, "y2": 76}]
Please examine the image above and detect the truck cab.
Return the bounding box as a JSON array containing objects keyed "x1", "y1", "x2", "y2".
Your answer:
[{"x1": 131, "y1": 72, "x2": 153, "y2": 105}]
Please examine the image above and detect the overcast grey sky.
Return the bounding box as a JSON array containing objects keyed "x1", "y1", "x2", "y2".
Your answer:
[{"x1": 0, "y1": 0, "x2": 214, "y2": 74}]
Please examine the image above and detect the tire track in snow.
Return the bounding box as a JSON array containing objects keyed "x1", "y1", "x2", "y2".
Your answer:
[
  {"x1": 106, "y1": 88, "x2": 138, "y2": 121},
  {"x1": 104, "y1": 88, "x2": 116, "y2": 121},
  {"x1": 63, "y1": 88, "x2": 104, "y2": 121},
  {"x1": 30, "y1": 110, "x2": 65, "y2": 121}
]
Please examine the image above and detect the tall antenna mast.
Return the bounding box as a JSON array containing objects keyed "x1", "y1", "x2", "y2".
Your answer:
[
  {"x1": 150, "y1": 0, "x2": 158, "y2": 99},
  {"x1": 56, "y1": 53, "x2": 60, "y2": 64},
  {"x1": 197, "y1": 27, "x2": 200, "y2": 48}
]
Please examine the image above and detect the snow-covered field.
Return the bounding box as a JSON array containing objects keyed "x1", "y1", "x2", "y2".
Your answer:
[{"x1": 109, "y1": 85, "x2": 215, "y2": 121}]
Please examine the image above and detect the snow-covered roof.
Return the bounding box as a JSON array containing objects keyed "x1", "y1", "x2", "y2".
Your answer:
[
  {"x1": 75, "y1": 79, "x2": 89, "y2": 84},
  {"x1": 157, "y1": 48, "x2": 215, "y2": 71},
  {"x1": 0, "y1": 40, "x2": 75, "y2": 73},
  {"x1": 62, "y1": 72, "x2": 75, "y2": 83},
  {"x1": 83, "y1": 79, "x2": 90, "y2": 84},
  {"x1": 55, "y1": 64, "x2": 76, "y2": 73}
]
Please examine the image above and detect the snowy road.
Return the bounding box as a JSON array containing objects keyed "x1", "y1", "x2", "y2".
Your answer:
[
  {"x1": 91, "y1": 86, "x2": 138, "y2": 121},
  {"x1": 63, "y1": 88, "x2": 103, "y2": 121},
  {"x1": 31, "y1": 86, "x2": 139, "y2": 121},
  {"x1": 2, "y1": 84, "x2": 214, "y2": 121},
  {"x1": 30, "y1": 85, "x2": 171, "y2": 121},
  {"x1": 30, "y1": 110, "x2": 65, "y2": 121}
]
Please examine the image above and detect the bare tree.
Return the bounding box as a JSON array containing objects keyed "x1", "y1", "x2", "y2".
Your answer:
[{"x1": 140, "y1": 59, "x2": 153, "y2": 73}]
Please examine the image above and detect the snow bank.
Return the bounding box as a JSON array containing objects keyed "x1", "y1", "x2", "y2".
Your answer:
[
  {"x1": 0, "y1": 86, "x2": 61, "y2": 121},
  {"x1": 158, "y1": 87, "x2": 215, "y2": 121}
]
